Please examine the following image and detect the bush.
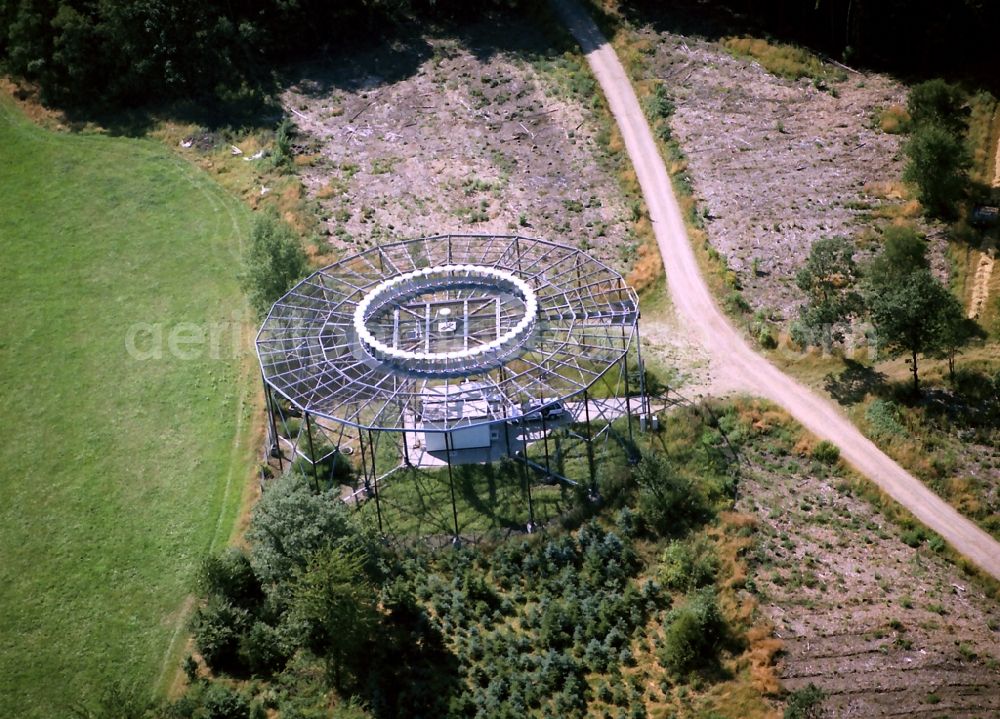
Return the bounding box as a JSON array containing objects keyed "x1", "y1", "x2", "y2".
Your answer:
[
  {"x1": 900, "y1": 526, "x2": 927, "y2": 548},
  {"x1": 291, "y1": 547, "x2": 379, "y2": 688},
  {"x1": 239, "y1": 211, "x2": 307, "y2": 319},
  {"x1": 190, "y1": 597, "x2": 251, "y2": 672},
  {"x1": 239, "y1": 621, "x2": 290, "y2": 676},
  {"x1": 246, "y1": 473, "x2": 373, "y2": 588},
  {"x1": 907, "y1": 79, "x2": 967, "y2": 135},
  {"x1": 642, "y1": 83, "x2": 674, "y2": 121},
  {"x1": 784, "y1": 683, "x2": 825, "y2": 719},
  {"x1": 658, "y1": 588, "x2": 725, "y2": 676},
  {"x1": 660, "y1": 536, "x2": 719, "y2": 591},
  {"x1": 198, "y1": 549, "x2": 264, "y2": 610},
  {"x1": 724, "y1": 290, "x2": 750, "y2": 314},
  {"x1": 754, "y1": 320, "x2": 778, "y2": 349},
  {"x1": 865, "y1": 399, "x2": 907, "y2": 440},
  {"x1": 903, "y1": 122, "x2": 971, "y2": 218},
  {"x1": 811, "y1": 441, "x2": 840, "y2": 465},
  {"x1": 199, "y1": 683, "x2": 251, "y2": 719},
  {"x1": 634, "y1": 451, "x2": 711, "y2": 536},
  {"x1": 271, "y1": 119, "x2": 296, "y2": 171}
]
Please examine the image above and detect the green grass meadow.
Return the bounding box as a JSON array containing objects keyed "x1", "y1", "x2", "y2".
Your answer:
[{"x1": 0, "y1": 98, "x2": 254, "y2": 716}]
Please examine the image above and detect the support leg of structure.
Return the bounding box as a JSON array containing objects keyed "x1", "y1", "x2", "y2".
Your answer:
[
  {"x1": 502, "y1": 411, "x2": 512, "y2": 456},
  {"x1": 520, "y1": 427, "x2": 536, "y2": 533},
  {"x1": 263, "y1": 381, "x2": 283, "y2": 472},
  {"x1": 303, "y1": 413, "x2": 321, "y2": 492},
  {"x1": 357, "y1": 427, "x2": 372, "y2": 500},
  {"x1": 367, "y1": 430, "x2": 383, "y2": 536},
  {"x1": 623, "y1": 352, "x2": 635, "y2": 457},
  {"x1": 445, "y1": 432, "x2": 461, "y2": 544},
  {"x1": 583, "y1": 388, "x2": 597, "y2": 500},
  {"x1": 634, "y1": 324, "x2": 651, "y2": 423},
  {"x1": 540, "y1": 406, "x2": 552, "y2": 480}
]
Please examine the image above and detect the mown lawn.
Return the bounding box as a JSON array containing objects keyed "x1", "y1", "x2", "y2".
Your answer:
[{"x1": 0, "y1": 97, "x2": 254, "y2": 717}]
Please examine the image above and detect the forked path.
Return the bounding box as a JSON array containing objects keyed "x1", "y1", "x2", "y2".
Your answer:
[{"x1": 553, "y1": 0, "x2": 1000, "y2": 581}]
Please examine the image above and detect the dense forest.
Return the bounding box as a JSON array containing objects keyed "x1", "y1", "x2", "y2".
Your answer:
[
  {"x1": 0, "y1": 0, "x2": 521, "y2": 107},
  {"x1": 2, "y1": 0, "x2": 996, "y2": 110},
  {"x1": 623, "y1": 0, "x2": 999, "y2": 81}
]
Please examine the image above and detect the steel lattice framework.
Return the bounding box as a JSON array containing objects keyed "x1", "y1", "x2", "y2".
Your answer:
[
  {"x1": 257, "y1": 235, "x2": 640, "y2": 433},
  {"x1": 256, "y1": 235, "x2": 648, "y2": 537}
]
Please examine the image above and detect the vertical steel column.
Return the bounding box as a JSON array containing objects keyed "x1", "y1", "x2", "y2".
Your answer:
[
  {"x1": 520, "y1": 425, "x2": 535, "y2": 532},
  {"x1": 501, "y1": 408, "x2": 513, "y2": 456},
  {"x1": 444, "y1": 431, "x2": 461, "y2": 543},
  {"x1": 304, "y1": 413, "x2": 320, "y2": 492},
  {"x1": 634, "y1": 322, "x2": 651, "y2": 422},
  {"x1": 358, "y1": 426, "x2": 371, "y2": 496},
  {"x1": 539, "y1": 403, "x2": 552, "y2": 478},
  {"x1": 367, "y1": 430, "x2": 383, "y2": 535},
  {"x1": 620, "y1": 311, "x2": 634, "y2": 447},
  {"x1": 262, "y1": 379, "x2": 283, "y2": 472},
  {"x1": 623, "y1": 351, "x2": 635, "y2": 447},
  {"x1": 582, "y1": 388, "x2": 596, "y2": 492}
]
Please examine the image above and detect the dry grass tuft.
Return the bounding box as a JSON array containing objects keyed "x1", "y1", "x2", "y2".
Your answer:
[
  {"x1": 733, "y1": 400, "x2": 794, "y2": 436},
  {"x1": 0, "y1": 78, "x2": 69, "y2": 130},
  {"x1": 877, "y1": 105, "x2": 911, "y2": 134},
  {"x1": 898, "y1": 199, "x2": 923, "y2": 218},
  {"x1": 864, "y1": 180, "x2": 909, "y2": 200},
  {"x1": 628, "y1": 243, "x2": 663, "y2": 291},
  {"x1": 608, "y1": 124, "x2": 625, "y2": 154},
  {"x1": 315, "y1": 182, "x2": 338, "y2": 199},
  {"x1": 722, "y1": 37, "x2": 842, "y2": 83},
  {"x1": 746, "y1": 628, "x2": 784, "y2": 695},
  {"x1": 792, "y1": 435, "x2": 815, "y2": 457}
]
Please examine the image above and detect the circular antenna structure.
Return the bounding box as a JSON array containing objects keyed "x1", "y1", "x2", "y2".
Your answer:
[
  {"x1": 257, "y1": 235, "x2": 648, "y2": 539},
  {"x1": 257, "y1": 235, "x2": 640, "y2": 434},
  {"x1": 352, "y1": 264, "x2": 538, "y2": 374}
]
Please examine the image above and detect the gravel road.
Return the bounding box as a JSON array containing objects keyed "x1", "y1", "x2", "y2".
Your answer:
[{"x1": 553, "y1": 0, "x2": 1000, "y2": 581}]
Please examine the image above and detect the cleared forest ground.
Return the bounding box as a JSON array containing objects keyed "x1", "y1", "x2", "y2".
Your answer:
[
  {"x1": 284, "y1": 21, "x2": 629, "y2": 270},
  {"x1": 631, "y1": 23, "x2": 950, "y2": 321},
  {"x1": 734, "y1": 406, "x2": 1000, "y2": 717}
]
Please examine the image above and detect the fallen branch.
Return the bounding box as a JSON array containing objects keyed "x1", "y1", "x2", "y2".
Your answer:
[
  {"x1": 522, "y1": 108, "x2": 560, "y2": 120},
  {"x1": 350, "y1": 95, "x2": 379, "y2": 122},
  {"x1": 829, "y1": 58, "x2": 862, "y2": 75}
]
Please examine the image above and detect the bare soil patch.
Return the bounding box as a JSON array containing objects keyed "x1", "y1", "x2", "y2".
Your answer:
[
  {"x1": 737, "y1": 434, "x2": 1000, "y2": 717},
  {"x1": 632, "y1": 27, "x2": 950, "y2": 320},
  {"x1": 283, "y1": 21, "x2": 629, "y2": 267}
]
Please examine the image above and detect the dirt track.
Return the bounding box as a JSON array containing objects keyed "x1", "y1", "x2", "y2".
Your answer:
[{"x1": 553, "y1": 0, "x2": 1000, "y2": 581}]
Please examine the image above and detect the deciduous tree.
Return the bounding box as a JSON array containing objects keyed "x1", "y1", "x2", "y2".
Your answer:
[
  {"x1": 291, "y1": 546, "x2": 378, "y2": 689},
  {"x1": 794, "y1": 236, "x2": 862, "y2": 346},
  {"x1": 903, "y1": 122, "x2": 971, "y2": 219},
  {"x1": 239, "y1": 211, "x2": 307, "y2": 319},
  {"x1": 907, "y1": 79, "x2": 968, "y2": 136},
  {"x1": 865, "y1": 267, "x2": 957, "y2": 394}
]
